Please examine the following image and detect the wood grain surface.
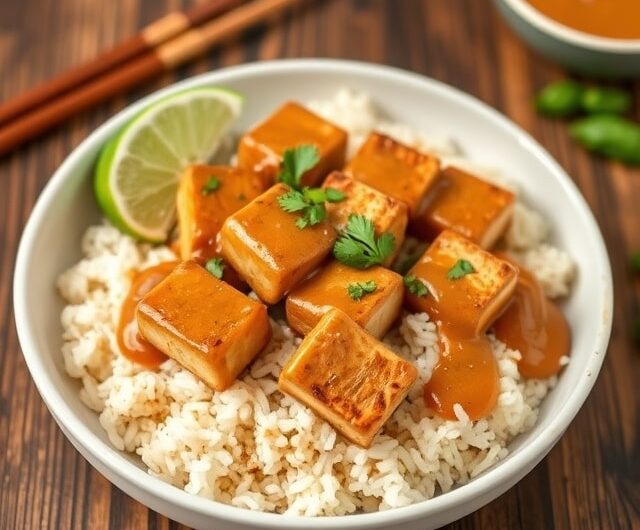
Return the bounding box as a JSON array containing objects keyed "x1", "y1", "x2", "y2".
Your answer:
[{"x1": 1, "y1": 1, "x2": 639, "y2": 528}]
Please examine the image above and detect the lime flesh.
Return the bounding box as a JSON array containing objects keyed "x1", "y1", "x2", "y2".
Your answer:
[{"x1": 95, "y1": 87, "x2": 243, "y2": 242}]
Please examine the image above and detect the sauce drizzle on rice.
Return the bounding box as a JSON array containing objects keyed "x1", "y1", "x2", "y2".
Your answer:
[
  {"x1": 117, "y1": 261, "x2": 177, "y2": 368},
  {"x1": 493, "y1": 257, "x2": 571, "y2": 379}
]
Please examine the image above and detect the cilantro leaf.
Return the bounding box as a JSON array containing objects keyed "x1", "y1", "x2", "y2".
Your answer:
[
  {"x1": 333, "y1": 214, "x2": 396, "y2": 269},
  {"x1": 205, "y1": 257, "x2": 226, "y2": 279},
  {"x1": 404, "y1": 275, "x2": 428, "y2": 297},
  {"x1": 325, "y1": 187, "x2": 346, "y2": 203},
  {"x1": 347, "y1": 280, "x2": 377, "y2": 301},
  {"x1": 201, "y1": 176, "x2": 221, "y2": 195},
  {"x1": 278, "y1": 145, "x2": 320, "y2": 189},
  {"x1": 295, "y1": 204, "x2": 326, "y2": 229},
  {"x1": 278, "y1": 189, "x2": 309, "y2": 213},
  {"x1": 303, "y1": 187, "x2": 328, "y2": 204},
  {"x1": 447, "y1": 259, "x2": 476, "y2": 280},
  {"x1": 278, "y1": 183, "x2": 342, "y2": 230}
]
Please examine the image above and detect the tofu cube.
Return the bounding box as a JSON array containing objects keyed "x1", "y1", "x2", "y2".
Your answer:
[
  {"x1": 405, "y1": 229, "x2": 518, "y2": 334},
  {"x1": 176, "y1": 164, "x2": 267, "y2": 261},
  {"x1": 220, "y1": 183, "x2": 337, "y2": 304},
  {"x1": 137, "y1": 261, "x2": 272, "y2": 391},
  {"x1": 286, "y1": 261, "x2": 403, "y2": 338},
  {"x1": 346, "y1": 132, "x2": 440, "y2": 219},
  {"x1": 279, "y1": 308, "x2": 417, "y2": 447},
  {"x1": 411, "y1": 165, "x2": 515, "y2": 248},
  {"x1": 323, "y1": 171, "x2": 408, "y2": 265},
  {"x1": 237, "y1": 102, "x2": 348, "y2": 187}
]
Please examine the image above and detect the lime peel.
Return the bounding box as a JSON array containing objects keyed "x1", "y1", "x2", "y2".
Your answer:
[{"x1": 94, "y1": 87, "x2": 243, "y2": 242}]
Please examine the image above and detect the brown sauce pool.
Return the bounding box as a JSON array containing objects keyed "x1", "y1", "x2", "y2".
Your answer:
[
  {"x1": 409, "y1": 255, "x2": 503, "y2": 422},
  {"x1": 117, "y1": 261, "x2": 178, "y2": 368},
  {"x1": 424, "y1": 324, "x2": 499, "y2": 421},
  {"x1": 527, "y1": 0, "x2": 640, "y2": 40},
  {"x1": 493, "y1": 262, "x2": 571, "y2": 379}
]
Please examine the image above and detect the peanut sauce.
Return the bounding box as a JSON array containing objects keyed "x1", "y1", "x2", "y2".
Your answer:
[
  {"x1": 117, "y1": 261, "x2": 178, "y2": 368},
  {"x1": 527, "y1": 0, "x2": 640, "y2": 40},
  {"x1": 424, "y1": 325, "x2": 500, "y2": 421},
  {"x1": 493, "y1": 262, "x2": 571, "y2": 379},
  {"x1": 405, "y1": 231, "x2": 518, "y2": 421}
]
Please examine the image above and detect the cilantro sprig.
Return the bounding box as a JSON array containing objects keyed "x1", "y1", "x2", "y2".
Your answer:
[
  {"x1": 276, "y1": 145, "x2": 345, "y2": 229},
  {"x1": 278, "y1": 187, "x2": 345, "y2": 229},
  {"x1": 333, "y1": 214, "x2": 395, "y2": 269},
  {"x1": 404, "y1": 275, "x2": 428, "y2": 297},
  {"x1": 201, "y1": 176, "x2": 221, "y2": 195},
  {"x1": 205, "y1": 257, "x2": 226, "y2": 279},
  {"x1": 278, "y1": 144, "x2": 320, "y2": 189},
  {"x1": 347, "y1": 280, "x2": 377, "y2": 301},
  {"x1": 447, "y1": 259, "x2": 476, "y2": 280}
]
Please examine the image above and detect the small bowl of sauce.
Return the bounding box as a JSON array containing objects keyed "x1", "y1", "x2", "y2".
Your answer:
[{"x1": 495, "y1": 0, "x2": 640, "y2": 77}]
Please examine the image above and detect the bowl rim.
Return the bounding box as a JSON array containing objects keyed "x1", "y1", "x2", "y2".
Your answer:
[
  {"x1": 13, "y1": 58, "x2": 613, "y2": 528},
  {"x1": 501, "y1": 0, "x2": 640, "y2": 52}
]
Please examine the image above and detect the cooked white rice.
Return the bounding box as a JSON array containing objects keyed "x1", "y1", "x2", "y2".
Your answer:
[{"x1": 57, "y1": 90, "x2": 574, "y2": 515}]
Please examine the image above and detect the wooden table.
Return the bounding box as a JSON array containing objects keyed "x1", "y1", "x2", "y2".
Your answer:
[{"x1": 1, "y1": 1, "x2": 638, "y2": 528}]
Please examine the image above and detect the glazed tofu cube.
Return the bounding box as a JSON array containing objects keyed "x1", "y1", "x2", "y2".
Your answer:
[
  {"x1": 220, "y1": 183, "x2": 337, "y2": 304},
  {"x1": 279, "y1": 308, "x2": 417, "y2": 447},
  {"x1": 405, "y1": 229, "x2": 518, "y2": 334},
  {"x1": 237, "y1": 102, "x2": 348, "y2": 187},
  {"x1": 322, "y1": 171, "x2": 408, "y2": 265},
  {"x1": 176, "y1": 164, "x2": 266, "y2": 260},
  {"x1": 411, "y1": 166, "x2": 515, "y2": 248},
  {"x1": 346, "y1": 132, "x2": 440, "y2": 219},
  {"x1": 286, "y1": 261, "x2": 403, "y2": 338},
  {"x1": 137, "y1": 261, "x2": 272, "y2": 391}
]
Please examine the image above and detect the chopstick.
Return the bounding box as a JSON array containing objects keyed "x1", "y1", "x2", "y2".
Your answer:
[
  {"x1": 0, "y1": 0, "x2": 301, "y2": 157},
  {"x1": 0, "y1": 0, "x2": 243, "y2": 127}
]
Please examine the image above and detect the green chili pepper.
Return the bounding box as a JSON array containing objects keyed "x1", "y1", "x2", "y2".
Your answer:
[
  {"x1": 581, "y1": 86, "x2": 632, "y2": 115},
  {"x1": 536, "y1": 80, "x2": 584, "y2": 117},
  {"x1": 631, "y1": 252, "x2": 640, "y2": 273},
  {"x1": 570, "y1": 115, "x2": 640, "y2": 165}
]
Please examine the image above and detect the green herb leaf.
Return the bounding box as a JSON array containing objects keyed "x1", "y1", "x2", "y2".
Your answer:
[
  {"x1": 295, "y1": 203, "x2": 326, "y2": 229},
  {"x1": 403, "y1": 275, "x2": 428, "y2": 297},
  {"x1": 325, "y1": 187, "x2": 346, "y2": 203},
  {"x1": 279, "y1": 182, "x2": 343, "y2": 230},
  {"x1": 205, "y1": 257, "x2": 226, "y2": 279},
  {"x1": 201, "y1": 176, "x2": 221, "y2": 195},
  {"x1": 447, "y1": 259, "x2": 476, "y2": 280},
  {"x1": 347, "y1": 280, "x2": 377, "y2": 301},
  {"x1": 303, "y1": 187, "x2": 328, "y2": 204},
  {"x1": 278, "y1": 145, "x2": 320, "y2": 189},
  {"x1": 278, "y1": 189, "x2": 309, "y2": 213},
  {"x1": 333, "y1": 214, "x2": 396, "y2": 269},
  {"x1": 279, "y1": 189, "x2": 328, "y2": 229}
]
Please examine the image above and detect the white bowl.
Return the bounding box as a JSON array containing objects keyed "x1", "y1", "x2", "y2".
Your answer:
[
  {"x1": 495, "y1": 0, "x2": 640, "y2": 77},
  {"x1": 14, "y1": 59, "x2": 613, "y2": 530}
]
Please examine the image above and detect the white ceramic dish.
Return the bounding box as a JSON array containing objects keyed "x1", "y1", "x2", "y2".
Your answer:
[
  {"x1": 14, "y1": 59, "x2": 613, "y2": 530},
  {"x1": 495, "y1": 0, "x2": 640, "y2": 77}
]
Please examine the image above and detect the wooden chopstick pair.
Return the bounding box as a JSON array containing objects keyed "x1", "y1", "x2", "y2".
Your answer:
[{"x1": 0, "y1": 0, "x2": 301, "y2": 157}]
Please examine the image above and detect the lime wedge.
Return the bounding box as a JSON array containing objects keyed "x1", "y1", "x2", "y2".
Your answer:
[{"x1": 94, "y1": 87, "x2": 243, "y2": 242}]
